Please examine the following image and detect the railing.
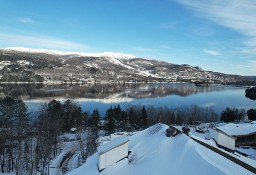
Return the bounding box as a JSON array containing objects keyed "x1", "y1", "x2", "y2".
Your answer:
[{"x1": 191, "y1": 137, "x2": 256, "y2": 174}]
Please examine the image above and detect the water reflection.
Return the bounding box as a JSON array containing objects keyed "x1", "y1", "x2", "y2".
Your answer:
[
  {"x1": 0, "y1": 83, "x2": 230, "y2": 100},
  {"x1": 1, "y1": 83, "x2": 254, "y2": 116}
]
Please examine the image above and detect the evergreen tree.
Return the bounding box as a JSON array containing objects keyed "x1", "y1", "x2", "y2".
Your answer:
[
  {"x1": 91, "y1": 109, "x2": 100, "y2": 132},
  {"x1": 141, "y1": 106, "x2": 148, "y2": 129},
  {"x1": 47, "y1": 99, "x2": 65, "y2": 133},
  {"x1": 128, "y1": 107, "x2": 135, "y2": 128},
  {"x1": 247, "y1": 109, "x2": 256, "y2": 121},
  {"x1": 105, "y1": 107, "x2": 116, "y2": 135},
  {"x1": 114, "y1": 105, "x2": 122, "y2": 123},
  {"x1": 245, "y1": 87, "x2": 256, "y2": 100},
  {"x1": 220, "y1": 108, "x2": 235, "y2": 122}
]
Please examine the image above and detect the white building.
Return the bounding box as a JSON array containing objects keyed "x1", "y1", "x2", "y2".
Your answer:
[
  {"x1": 97, "y1": 136, "x2": 129, "y2": 171},
  {"x1": 209, "y1": 128, "x2": 236, "y2": 150},
  {"x1": 216, "y1": 122, "x2": 256, "y2": 146}
]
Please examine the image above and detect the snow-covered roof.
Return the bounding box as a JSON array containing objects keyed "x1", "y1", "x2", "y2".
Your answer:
[
  {"x1": 97, "y1": 136, "x2": 129, "y2": 155},
  {"x1": 216, "y1": 122, "x2": 256, "y2": 136},
  {"x1": 70, "y1": 128, "x2": 77, "y2": 132},
  {"x1": 67, "y1": 123, "x2": 256, "y2": 175}
]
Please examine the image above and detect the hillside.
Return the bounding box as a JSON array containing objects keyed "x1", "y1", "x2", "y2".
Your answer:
[
  {"x1": 67, "y1": 123, "x2": 254, "y2": 175},
  {"x1": 0, "y1": 47, "x2": 243, "y2": 84}
]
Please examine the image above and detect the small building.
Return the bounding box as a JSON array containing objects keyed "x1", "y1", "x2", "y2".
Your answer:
[
  {"x1": 209, "y1": 128, "x2": 236, "y2": 151},
  {"x1": 70, "y1": 128, "x2": 77, "y2": 134},
  {"x1": 97, "y1": 136, "x2": 129, "y2": 171},
  {"x1": 216, "y1": 122, "x2": 256, "y2": 146}
]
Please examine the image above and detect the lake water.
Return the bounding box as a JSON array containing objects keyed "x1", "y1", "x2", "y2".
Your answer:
[{"x1": 1, "y1": 83, "x2": 255, "y2": 117}]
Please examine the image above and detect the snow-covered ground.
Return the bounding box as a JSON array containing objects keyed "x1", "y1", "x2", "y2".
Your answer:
[
  {"x1": 236, "y1": 146, "x2": 256, "y2": 160},
  {"x1": 67, "y1": 123, "x2": 255, "y2": 175},
  {"x1": 190, "y1": 131, "x2": 256, "y2": 167}
]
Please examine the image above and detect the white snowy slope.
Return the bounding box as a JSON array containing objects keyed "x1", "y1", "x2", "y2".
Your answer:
[
  {"x1": 3, "y1": 47, "x2": 136, "y2": 59},
  {"x1": 67, "y1": 123, "x2": 255, "y2": 175}
]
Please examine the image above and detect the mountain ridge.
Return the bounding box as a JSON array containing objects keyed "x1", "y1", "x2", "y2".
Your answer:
[
  {"x1": 0, "y1": 47, "x2": 245, "y2": 84},
  {"x1": 3, "y1": 47, "x2": 136, "y2": 59}
]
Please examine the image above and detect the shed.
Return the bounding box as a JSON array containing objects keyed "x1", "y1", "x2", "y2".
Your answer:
[
  {"x1": 97, "y1": 136, "x2": 129, "y2": 171},
  {"x1": 209, "y1": 128, "x2": 236, "y2": 151},
  {"x1": 216, "y1": 122, "x2": 256, "y2": 146}
]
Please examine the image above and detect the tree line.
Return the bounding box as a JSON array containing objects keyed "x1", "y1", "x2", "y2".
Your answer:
[
  {"x1": 219, "y1": 86, "x2": 256, "y2": 122},
  {"x1": 220, "y1": 107, "x2": 256, "y2": 122}
]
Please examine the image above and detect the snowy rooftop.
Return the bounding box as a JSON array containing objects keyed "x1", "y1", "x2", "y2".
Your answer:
[
  {"x1": 97, "y1": 136, "x2": 129, "y2": 155},
  {"x1": 70, "y1": 128, "x2": 77, "y2": 132},
  {"x1": 67, "y1": 123, "x2": 255, "y2": 175},
  {"x1": 217, "y1": 122, "x2": 256, "y2": 136}
]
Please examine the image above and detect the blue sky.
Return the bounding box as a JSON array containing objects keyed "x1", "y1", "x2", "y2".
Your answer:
[{"x1": 0, "y1": 0, "x2": 256, "y2": 76}]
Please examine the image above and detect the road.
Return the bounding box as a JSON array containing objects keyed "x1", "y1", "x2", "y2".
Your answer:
[{"x1": 49, "y1": 141, "x2": 80, "y2": 175}]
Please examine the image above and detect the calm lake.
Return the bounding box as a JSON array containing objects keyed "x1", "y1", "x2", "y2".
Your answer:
[{"x1": 1, "y1": 83, "x2": 255, "y2": 117}]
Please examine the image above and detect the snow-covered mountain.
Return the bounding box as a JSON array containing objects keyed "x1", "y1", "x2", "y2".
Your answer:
[
  {"x1": 67, "y1": 123, "x2": 255, "y2": 175},
  {"x1": 0, "y1": 47, "x2": 242, "y2": 83},
  {"x1": 4, "y1": 47, "x2": 136, "y2": 59}
]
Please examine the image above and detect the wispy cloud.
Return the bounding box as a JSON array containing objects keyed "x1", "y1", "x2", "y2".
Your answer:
[
  {"x1": 131, "y1": 46, "x2": 157, "y2": 52},
  {"x1": 0, "y1": 32, "x2": 88, "y2": 51},
  {"x1": 248, "y1": 60, "x2": 256, "y2": 69},
  {"x1": 236, "y1": 60, "x2": 256, "y2": 74},
  {"x1": 177, "y1": 0, "x2": 256, "y2": 51},
  {"x1": 203, "y1": 49, "x2": 221, "y2": 56},
  {"x1": 18, "y1": 17, "x2": 35, "y2": 24},
  {"x1": 159, "y1": 45, "x2": 171, "y2": 49},
  {"x1": 249, "y1": 60, "x2": 256, "y2": 64}
]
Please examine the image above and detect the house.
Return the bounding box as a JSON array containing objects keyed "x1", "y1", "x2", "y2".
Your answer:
[
  {"x1": 97, "y1": 136, "x2": 129, "y2": 171},
  {"x1": 216, "y1": 122, "x2": 256, "y2": 146},
  {"x1": 209, "y1": 128, "x2": 236, "y2": 150}
]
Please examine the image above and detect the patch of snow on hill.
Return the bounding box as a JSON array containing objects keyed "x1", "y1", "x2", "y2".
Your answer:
[
  {"x1": 67, "y1": 123, "x2": 255, "y2": 175},
  {"x1": 106, "y1": 57, "x2": 135, "y2": 70},
  {"x1": 102, "y1": 52, "x2": 135, "y2": 59}
]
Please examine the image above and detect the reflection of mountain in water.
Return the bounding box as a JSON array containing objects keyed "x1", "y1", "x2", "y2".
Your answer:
[{"x1": 0, "y1": 83, "x2": 229, "y2": 101}]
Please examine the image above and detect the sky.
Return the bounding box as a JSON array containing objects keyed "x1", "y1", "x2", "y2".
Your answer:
[{"x1": 0, "y1": 0, "x2": 256, "y2": 76}]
